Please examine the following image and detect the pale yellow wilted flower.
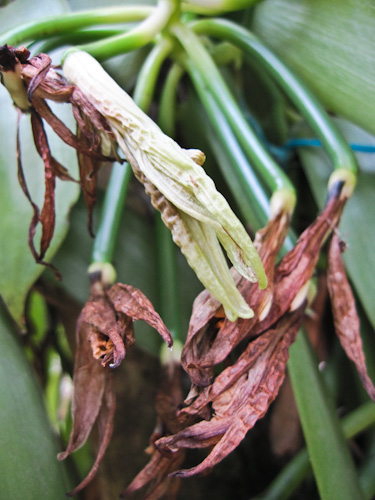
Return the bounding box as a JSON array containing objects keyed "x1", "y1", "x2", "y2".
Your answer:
[{"x1": 63, "y1": 50, "x2": 266, "y2": 321}]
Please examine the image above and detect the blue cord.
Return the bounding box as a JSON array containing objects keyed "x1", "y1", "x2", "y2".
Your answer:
[{"x1": 284, "y1": 138, "x2": 375, "y2": 153}]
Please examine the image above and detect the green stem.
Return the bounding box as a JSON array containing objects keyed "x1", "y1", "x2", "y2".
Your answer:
[
  {"x1": 186, "y1": 60, "x2": 270, "y2": 229},
  {"x1": 155, "y1": 216, "x2": 181, "y2": 340},
  {"x1": 159, "y1": 63, "x2": 185, "y2": 137},
  {"x1": 91, "y1": 161, "x2": 132, "y2": 265},
  {"x1": 73, "y1": 0, "x2": 176, "y2": 61},
  {"x1": 255, "y1": 401, "x2": 375, "y2": 500},
  {"x1": 288, "y1": 330, "x2": 365, "y2": 500},
  {"x1": 181, "y1": 0, "x2": 259, "y2": 15},
  {"x1": 190, "y1": 18, "x2": 358, "y2": 175},
  {"x1": 35, "y1": 29, "x2": 124, "y2": 55},
  {"x1": 156, "y1": 62, "x2": 183, "y2": 341},
  {"x1": 133, "y1": 37, "x2": 174, "y2": 112},
  {"x1": 171, "y1": 22, "x2": 295, "y2": 196},
  {"x1": 0, "y1": 6, "x2": 153, "y2": 46}
]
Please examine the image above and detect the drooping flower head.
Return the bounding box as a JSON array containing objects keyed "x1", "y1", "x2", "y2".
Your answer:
[{"x1": 62, "y1": 50, "x2": 267, "y2": 321}]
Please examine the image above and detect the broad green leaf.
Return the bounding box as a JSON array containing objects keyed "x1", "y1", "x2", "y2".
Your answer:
[
  {"x1": 251, "y1": 0, "x2": 375, "y2": 135},
  {"x1": 0, "y1": 305, "x2": 69, "y2": 499},
  {"x1": 296, "y1": 118, "x2": 375, "y2": 329},
  {"x1": 289, "y1": 331, "x2": 365, "y2": 500},
  {"x1": 0, "y1": 0, "x2": 70, "y2": 31}
]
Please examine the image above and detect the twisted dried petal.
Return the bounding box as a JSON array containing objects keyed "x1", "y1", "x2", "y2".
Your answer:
[
  {"x1": 157, "y1": 308, "x2": 305, "y2": 477},
  {"x1": 107, "y1": 283, "x2": 173, "y2": 348},
  {"x1": 328, "y1": 233, "x2": 375, "y2": 401},
  {"x1": 251, "y1": 193, "x2": 346, "y2": 336},
  {"x1": 58, "y1": 319, "x2": 107, "y2": 460},
  {"x1": 30, "y1": 111, "x2": 56, "y2": 259},
  {"x1": 66, "y1": 372, "x2": 116, "y2": 498}
]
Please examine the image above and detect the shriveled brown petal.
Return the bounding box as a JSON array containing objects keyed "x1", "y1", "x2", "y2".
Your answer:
[
  {"x1": 58, "y1": 318, "x2": 107, "y2": 460},
  {"x1": 158, "y1": 308, "x2": 305, "y2": 477},
  {"x1": 31, "y1": 96, "x2": 112, "y2": 163},
  {"x1": 107, "y1": 284, "x2": 173, "y2": 348},
  {"x1": 30, "y1": 111, "x2": 56, "y2": 259},
  {"x1": 252, "y1": 192, "x2": 346, "y2": 336},
  {"x1": 66, "y1": 371, "x2": 116, "y2": 497},
  {"x1": 81, "y1": 293, "x2": 128, "y2": 368},
  {"x1": 328, "y1": 233, "x2": 375, "y2": 401},
  {"x1": 16, "y1": 109, "x2": 40, "y2": 264},
  {"x1": 76, "y1": 126, "x2": 98, "y2": 237},
  {"x1": 22, "y1": 55, "x2": 74, "y2": 102},
  {"x1": 25, "y1": 52, "x2": 52, "y2": 102},
  {"x1": 182, "y1": 211, "x2": 290, "y2": 386},
  {"x1": 121, "y1": 449, "x2": 185, "y2": 500}
]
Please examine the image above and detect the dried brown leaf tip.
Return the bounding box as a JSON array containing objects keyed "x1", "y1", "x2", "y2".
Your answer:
[
  {"x1": 0, "y1": 46, "x2": 119, "y2": 272},
  {"x1": 58, "y1": 274, "x2": 173, "y2": 497},
  {"x1": 121, "y1": 352, "x2": 186, "y2": 500}
]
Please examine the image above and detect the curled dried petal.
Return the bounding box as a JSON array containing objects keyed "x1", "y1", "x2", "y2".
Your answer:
[{"x1": 328, "y1": 233, "x2": 375, "y2": 401}]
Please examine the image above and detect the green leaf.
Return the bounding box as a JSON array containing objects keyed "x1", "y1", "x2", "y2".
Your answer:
[
  {"x1": 0, "y1": 304, "x2": 69, "y2": 499},
  {"x1": 0, "y1": 0, "x2": 71, "y2": 31},
  {"x1": 251, "y1": 0, "x2": 375, "y2": 135},
  {"x1": 296, "y1": 118, "x2": 375, "y2": 329},
  {"x1": 289, "y1": 331, "x2": 365, "y2": 500}
]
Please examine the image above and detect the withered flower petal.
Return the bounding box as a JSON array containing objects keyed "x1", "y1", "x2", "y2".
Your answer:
[
  {"x1": 57, "y1": 319, "x2": 109, "y2": 460},
  {"x1": 59, "y1": 281, "x2": 173, "y2": 495},
  {"x1": 107, "y1": 283, "x2": 173, "y2": 349},
  {"x1": 1, "y1": 46, "x2": 119, "y2": 269},
  {"x1": 157, "y1": 308, "x2": 305, "y2": 477},
  {"x1": 327, "y1": 233, "x2": 375, "y2": 401}
]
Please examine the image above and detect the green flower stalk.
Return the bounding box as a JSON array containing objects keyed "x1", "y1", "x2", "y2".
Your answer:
[{"x1": 63, "y1": 50, "x2": 267, "y2": 321}]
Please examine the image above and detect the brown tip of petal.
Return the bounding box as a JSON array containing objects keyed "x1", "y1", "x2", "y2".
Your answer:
[{"x1": 57, "y1": 451, "x2": 68, "y2": 461}]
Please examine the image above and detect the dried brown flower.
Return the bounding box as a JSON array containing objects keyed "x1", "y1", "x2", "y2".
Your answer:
[
  {"x1": 0, "y1": 45, "x2": 118, "y2": 274},
  {"x1": 58, "y1": 279, "x2": 173, "y2": 497},
  {"x1": 152, "y1": 181, "x2": 374, "y2": 479}
]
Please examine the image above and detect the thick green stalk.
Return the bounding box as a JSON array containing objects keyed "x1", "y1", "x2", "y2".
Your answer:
[
  {"x1": 159, "y1": 63, "x2": 185, "y2": 138},
  {"x1": 255, "y1": 401, "x2": 375, "y2": 500},
  {"x1": 0, "y1": 7, "x2": 152, "y2": 46},
  {"x1": 136, "y1": 35, "x2": 182, "y2": 340},
  {"x1": 155, "y1": 215, "x2": 181, "y2": 340},
  {"x1": 133, "y1": 37, "x2": 174, "y2": 112},
  {"x1": 171, "y1": 22, "x2": 295, "y2": 196},
  {"x1": 91, "y1": 161, "x2": 132, "y2": 265},
  {"x1": 190, "y1": 18, "x2": 358, "y2": 175},
  {"x1": 288, "y1": 330, "x2": 365, "y2": 500},
  {"x1": 181, "y1": 0, "x2": 259, "y2": 15},
  {"x1": 36, "y1": 29, "x2": 124, "y2": 55},
  {"x1": 73, "y1": 0, "x2": 176, "y2": 61},
  {"x1": 186, "y1": 60, "x2": 270, "y2": 229}
]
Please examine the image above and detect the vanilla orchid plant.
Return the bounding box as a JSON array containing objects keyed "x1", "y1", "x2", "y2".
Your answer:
[{"x1": 0, "y1": 1, "x2": 374, "y2": 500}]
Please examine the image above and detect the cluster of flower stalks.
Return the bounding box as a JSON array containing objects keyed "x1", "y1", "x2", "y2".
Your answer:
[{"x1": 1, "y1": 45, "x2": 375, "y2": 499}]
